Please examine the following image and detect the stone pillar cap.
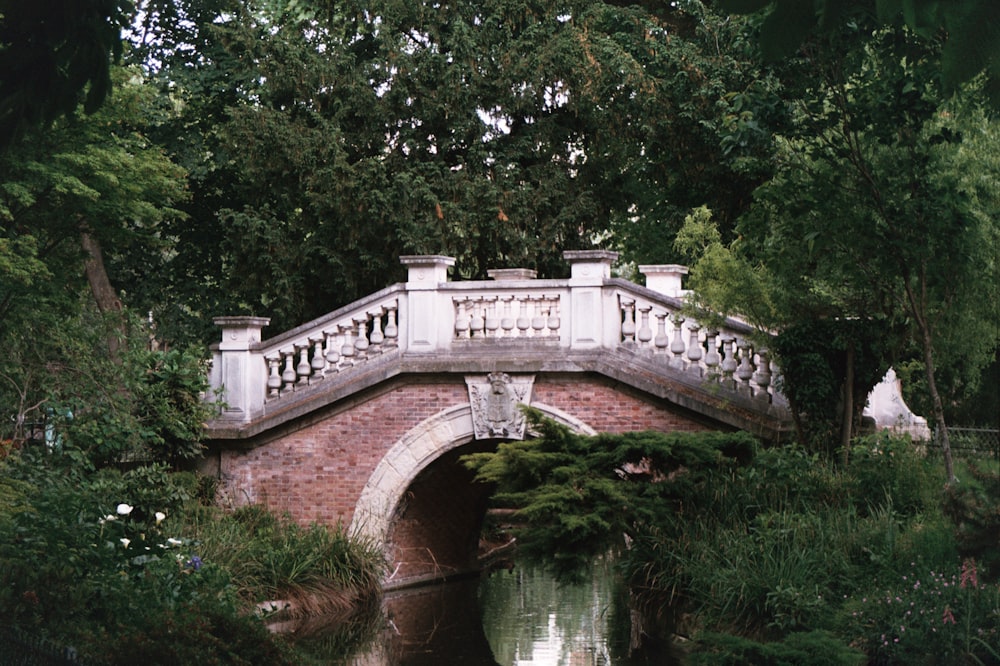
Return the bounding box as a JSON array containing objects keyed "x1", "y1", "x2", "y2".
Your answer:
[
  {"x1": 488, "y1": 268, "x2": 537, "y2": 281},
  {"x1": 400, "y1": 255, "x2": 455, "y2": 289},
  {"x1": 639, "y1": 264, "x2": 689, "y2": 297},
  {"x1": 563, "y1": 250, "x2": 618, "y2": 281}
]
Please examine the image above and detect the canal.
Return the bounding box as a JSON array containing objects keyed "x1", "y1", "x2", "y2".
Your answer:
[{"x1": 294, "y1": 559, "x2": 667, "y2": 665}]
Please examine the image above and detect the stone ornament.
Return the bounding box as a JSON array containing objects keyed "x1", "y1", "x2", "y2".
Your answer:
[{"x1": 466, "y1": 373, "x2": 534, "y2": 439}]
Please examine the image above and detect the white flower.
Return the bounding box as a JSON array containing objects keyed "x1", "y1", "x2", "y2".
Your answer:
[
  {"x1": 116, "y1": 503, "x2": 133, "y2": 516},
  {"x1": 103, "y1": 514, "x2": 117, "y2": 522},
  {"x1": 166, "y1": 538, "x2": 183, "y2": 547},
  {"x1": 120, "y1": 538, "x2": 131, "y2": 548},
  {"x1": 154, "y1": 511, "x2": 166, "y2": 525}
]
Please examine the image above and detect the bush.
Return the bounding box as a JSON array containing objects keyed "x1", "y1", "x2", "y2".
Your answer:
[
  {"x1": 838, "y1": 559, "x2": 1000, "y2": 665},
  {"x1": 689, "y1": 630, "x2": 865, "y2": 665},
  {"x1": 0, "y1": 450, "x2": 381, "y2": 664},
  {"x1": 185, "y1": 504, "x2": 385, "y2": 614},
  {"x1": 849, "y1": 433, "x2": 938, "y2": 518}
]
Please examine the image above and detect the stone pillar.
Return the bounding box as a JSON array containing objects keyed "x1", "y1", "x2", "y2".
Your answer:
[
  {"x1": 400, "y1": 255, "x2": 455, "y2": 351},
  {"x1": 639, "y1": 264, "x2": 688, "y2": 297},
  {"x1": 564, "y1": 250, "x2": 618, "y2": 349},
  {"x1": 212, "y1": 317, "x2": 270, "y2": 422}
]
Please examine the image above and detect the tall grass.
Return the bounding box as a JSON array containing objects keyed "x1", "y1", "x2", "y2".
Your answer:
[
  {"x1": 622, "y1": 432, "x2": 979, "y2": 659},
  {"x1": 180, "y1": 504, "x2": 385, "y2": 617}
]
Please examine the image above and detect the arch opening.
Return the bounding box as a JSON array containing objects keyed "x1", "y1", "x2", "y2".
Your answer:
[{"x1": 351, "y1": 402, "x2": 594, "y2": 587}]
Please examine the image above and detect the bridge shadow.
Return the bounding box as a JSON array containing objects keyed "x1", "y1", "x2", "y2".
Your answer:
[{"x1": 384, "y1": 439, "x2": 499, "y2": 587}]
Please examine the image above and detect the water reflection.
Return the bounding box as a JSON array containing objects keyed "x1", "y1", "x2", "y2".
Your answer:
[{"x1": 298, "y1": 561, "x2": 662, "y2": 665}]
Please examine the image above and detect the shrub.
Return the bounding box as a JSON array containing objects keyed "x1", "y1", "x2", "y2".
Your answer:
[
  {"x1": 0, "y1": 450, "x2": 377, "y2": 663},
  {"x1": 849, "y1": 433, "x2": 938, "y2": 518},
  {"x1": 184, "y1": 504, "x2": 385, "y2": 614},
  {"x1": 943, "y1": 464, "x2": 1000, "y2": 578},
  {"x1": 838, "y1": 558, "x2": 1000, "y2": 664},
  {"x1": 689, "y1": 630, "x2": 865, "y2": 665}
]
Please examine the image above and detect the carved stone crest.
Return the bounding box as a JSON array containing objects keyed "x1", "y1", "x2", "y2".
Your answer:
[{"x1": 466, "y1": 373, "x2": 534, "y2": 440}]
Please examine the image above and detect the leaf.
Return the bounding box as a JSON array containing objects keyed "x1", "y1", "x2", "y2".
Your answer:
[
  {"x1": 717, "y1": 0, "x2": 774, "y2": 13},
  {"x1": 759, "y1": 0, "x2": 819, "y2": 62}
]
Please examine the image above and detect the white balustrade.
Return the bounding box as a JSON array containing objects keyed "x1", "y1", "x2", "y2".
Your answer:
[
  {"x1": 256, "y1": 296, "x2": 400, "y2": 400},
  {"x1": 210, "y1": 252, "x2": 779, "y2": 422},
  {"x1": 610, "y1": 289, "x2": 774, "y2": 399}
]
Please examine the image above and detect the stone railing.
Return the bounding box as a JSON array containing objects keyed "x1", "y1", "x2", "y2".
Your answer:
[{"x1": 209, "y1": 251, "x2": 778, "y2": 423}]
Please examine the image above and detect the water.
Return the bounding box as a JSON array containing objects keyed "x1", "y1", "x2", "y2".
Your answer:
[{"x1": 295, "y1": 560, "x2": 664, "y2": 665}]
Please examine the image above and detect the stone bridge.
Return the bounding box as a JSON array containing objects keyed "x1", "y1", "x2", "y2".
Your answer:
[{"x1": 203, "y1": 251, "x2": 921, "y2": 587}]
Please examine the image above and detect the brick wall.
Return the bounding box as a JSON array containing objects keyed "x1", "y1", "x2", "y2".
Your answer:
[{"x1": 217, "y1": 374, "x2": 711, "y2": 528}]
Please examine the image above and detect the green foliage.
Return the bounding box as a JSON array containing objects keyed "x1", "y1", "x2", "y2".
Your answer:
[
  {"x1": 0, "y1": 457, "x2": 229, "y2": 637},
  {"x1": 690, "y1": 630, "x2": 864, "y2": 666},
  {"x1": 181, "y1": 504, "x2": 385, "y2": 609},
  {"x1": 771, "y1": 319, "x2": 897, "y2": 453},
  {"x1": 838, "y1": 558, "x2": 1000, "y2": 665},
  {"x1": 0, "y1": 448, "x2": 381, "y2": 663},
  {"x1": 0, "y1": 0, "x2": 135, "y2": 147},
  {"x1": 942, "y1": 464, "x2": 1000, "y2": 577},
  {"x1": 465, "y1": 408, "x2": 757, "y2": 580},
  {"x1": 718, "y1": 0, "x2": 1000, "y2": 106},
  {"x1": 849, "y1": 433, "x2": 938, "y2": 518},
  {"x1": 0, "y1": 300, "x2": 218, "y2": 467},
  {"x1": 472, "y1": 421, "x2": 970, "y2": 659}
]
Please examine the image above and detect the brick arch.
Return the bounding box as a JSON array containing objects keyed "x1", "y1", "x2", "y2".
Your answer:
[{"x1": 349, "y1": 402, "x2": 596, "y2": 547}]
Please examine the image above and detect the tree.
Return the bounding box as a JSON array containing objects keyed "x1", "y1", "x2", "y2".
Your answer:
[
  {"x1": 718, "y1": 0, "x2": 1000, "y2": 104},
  {"x1": 0, "y1": 0, "x2": 135, "y2": 148},
  {"x1": 0, "y1": 67, "x2": 190, "y2": 443},
  {"x1": 0, "y1": 66, "x2": 188, "y2": 341},
  {"x1": 122, "y1": 0, "x2": 788, "y2": 335},
  {"x1": 678, "y1": 23, "x2": 1000, "y2": 479}
]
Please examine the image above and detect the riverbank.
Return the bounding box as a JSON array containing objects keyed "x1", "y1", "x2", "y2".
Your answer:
[{"x1": 0, "y1": 450, "x2": 385, "y2": 665}]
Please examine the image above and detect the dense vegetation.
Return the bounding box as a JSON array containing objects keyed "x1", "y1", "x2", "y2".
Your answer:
[
  {"x1": 0, "y1": 443, "x2": 384, "y2": 664},
  {"x1": 2, "y1": 0, "x2": 999, "y2": 662},
  {"x1": 466, "y1": 411, "x2": 1000, "y2": 663}
]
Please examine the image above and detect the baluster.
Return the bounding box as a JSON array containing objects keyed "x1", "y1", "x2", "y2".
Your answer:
[
  {"x1": 704, "y1": 328, "x2": 720, "y2": 374},
  {"x1": 720, "y1": 334, "x2": 737, "y2": 389},
  {"x1": 637, "y1": 306, "x2": 653, "y2": 348},
  {"x1": 547, "y1": 297, "x2": 560, "y2": 337},
  {"x1": 516, "y1": 297, "x2": 530, "y2": 337},
  {"x1": 670, "y1": 315, "x2": 686, "y2": 368},
  {"x1": 384, "y1": 304, "x2": 398, "y2": 345},
  {"x1": 454, "y1": 298, "x2": 470, "y2": 339},
  {"x1": 281, "y1": 350, "x2": 297, "y2": 387},
  {"x1": 296, "y1": 345, "x2": 311, "y2": 385},
  {"x1": 736, "y1": 339, "x2": 755, "y2": 391},
  {"x1": 470, "y1": 299, "x2": 486, "y2": 337},
  {"x1": 310, "y1": 337, "x2": 326, "y2": 374},
  {"x1": 654, "y1": 312, "x2": 669, "y2": 353},
  {"x1": 340, "y1": 324, "x2": 356, "y2": 366},
  {"x1": 324, "y1": 330, "x2": 340, "y2": 372},
  {"x1": 500, "y1": 297, "x2": 515, "y2": 337},
  {"x1": 353, "y1": 317, "x2": 370, "y2": 357},
  {"x1": 753, "y1": 347, "x2": 772, "y2": 399},
  {"x1": 267, "y1": 356, "x2": 282, "y2": 398},
  {"x1": 686, "y1": 323, "x2": 703, "y2": 375},
  {"x1": 620, "y1": 298, "x2": 636, "y2": 345},
  {"x1": 531, "y1": 297, "x2": 546, "y2": 337},
  {"x1": 484, "y1": 297, "x2": 500, "y2": 337},
  {"x1": 369, "y1": 310, "x2": 385, "y2": 350}
]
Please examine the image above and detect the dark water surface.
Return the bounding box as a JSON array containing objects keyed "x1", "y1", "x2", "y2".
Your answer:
[{"x1": 298, "y1": 561, "x2": 656, "y2": 665}]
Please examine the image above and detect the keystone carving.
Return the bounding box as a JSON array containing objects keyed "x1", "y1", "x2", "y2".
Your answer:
[{"x1": 466, "y1": 373, "x2": 534, "y2": 440}]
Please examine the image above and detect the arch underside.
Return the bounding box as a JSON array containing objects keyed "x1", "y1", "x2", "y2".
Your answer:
[{"x1": 350, "y1": 402, "x2": 594, "y2": 586}]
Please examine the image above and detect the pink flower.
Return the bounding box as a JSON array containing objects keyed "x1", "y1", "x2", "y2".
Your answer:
[
  {"x1": 942, "y1": 606, "x2": 956, "y2": 625},
  {"x1": 960, "y1": 558, "x2": 979, "y2": 589}
]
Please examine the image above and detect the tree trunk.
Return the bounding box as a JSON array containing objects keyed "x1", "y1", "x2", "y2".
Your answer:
[
  {"x1": 80, "y1": 229, "x2": 126, "y2": 361},
  {"x1": 920, "y1": 322, "x2": 955, "y2": 485},
  {"x1": 840, "y1": 343, "x2": 855, "y2": 467},
  {"x1": 904, "y1": 269, "x2": 955, "y2": 485}
]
